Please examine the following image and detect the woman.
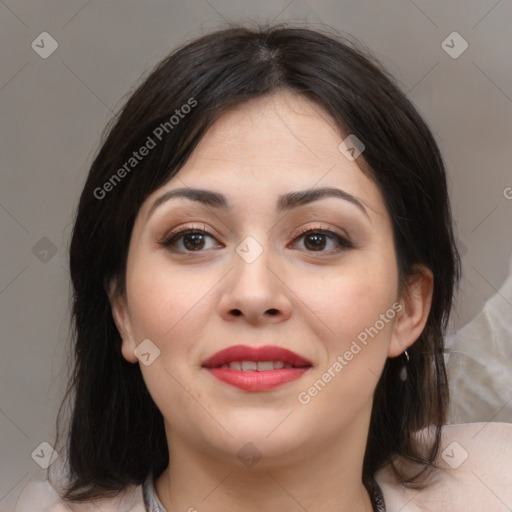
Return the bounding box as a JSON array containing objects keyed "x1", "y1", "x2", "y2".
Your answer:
[{"x1": 15, "y1": 24, "x2": 511, "y2": 512}]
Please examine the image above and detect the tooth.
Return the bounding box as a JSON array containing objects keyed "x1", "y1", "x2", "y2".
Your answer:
[
  {"x1": 257, "y1": 361, "x2": 274, "y2": 371},
  {"x1": 223, "y1": 360, "x2": 295, "y2": 371}
]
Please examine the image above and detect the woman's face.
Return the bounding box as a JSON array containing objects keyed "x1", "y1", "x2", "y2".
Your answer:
[{"x1": 111, "y1": 90, "x2": 425, "y2": 466}]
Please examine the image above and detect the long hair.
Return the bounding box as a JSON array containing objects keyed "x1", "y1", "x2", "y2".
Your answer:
[{"x1": 53, "y1": 23, "x2": 460, "y2": 502}]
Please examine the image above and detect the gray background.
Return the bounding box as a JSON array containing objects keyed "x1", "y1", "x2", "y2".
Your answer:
[{"x1": 1, "y1": 1, "x2": 511, "y2": 510}]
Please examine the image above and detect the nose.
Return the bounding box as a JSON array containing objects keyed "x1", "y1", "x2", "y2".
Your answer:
[{"x1": 218, "y1": 242, "x2": 293, "y2": 325}]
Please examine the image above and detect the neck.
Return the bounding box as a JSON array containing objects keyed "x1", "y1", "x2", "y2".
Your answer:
[{"x1": 156, "y1": 420, "x2": 375, "y2": 512}]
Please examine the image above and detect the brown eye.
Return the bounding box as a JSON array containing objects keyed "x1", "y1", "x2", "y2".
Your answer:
[
  {"x1": 160, "y1": 228, "x2": 221, "y2": 252},
  {"x1": 303, "y1": 232, "x2": 328, "y2": 251},
  {"x1": 181, "y1": 232, "x2": 207, "y2": 251},
  {"x1": 293, "y1": 228, "x2": 353, "y2": 253}
]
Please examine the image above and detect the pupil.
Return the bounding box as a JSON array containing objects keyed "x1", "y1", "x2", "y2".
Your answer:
[
  {"x1": 305, "y1": 234, "x2": 325, "y2": 251},
  {"x1": 182, "y1": 233, "x2": 327, "y2": 251},
  {"x1": 184, "y1": 233, "x2": 204, "y2": 250}
]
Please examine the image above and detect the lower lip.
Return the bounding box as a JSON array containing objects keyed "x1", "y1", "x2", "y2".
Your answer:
[{"x1": 206, "y1": 368, "x2": 310, "y2": 391}]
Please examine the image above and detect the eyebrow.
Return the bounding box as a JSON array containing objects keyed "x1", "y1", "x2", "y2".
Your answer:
[{"x1": 146, "y1": 186, "x2": 370, "y2": 220}]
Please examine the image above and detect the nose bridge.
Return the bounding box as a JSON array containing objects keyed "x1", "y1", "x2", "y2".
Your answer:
[
  {"x1": 219, "y1": 234, "x2": 292, "y2": 323},
  {"x1": 232, "y1": 234, "x2": 274, "y2": 293}
]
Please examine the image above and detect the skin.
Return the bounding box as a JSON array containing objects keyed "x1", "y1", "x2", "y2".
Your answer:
[{"x1": 109, "y1": 90, "x2": 433, "y2": 512}]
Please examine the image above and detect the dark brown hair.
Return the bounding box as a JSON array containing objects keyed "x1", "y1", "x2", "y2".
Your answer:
[{"x1": 53, "y1": 23, "x2": 460, "y2": 502}]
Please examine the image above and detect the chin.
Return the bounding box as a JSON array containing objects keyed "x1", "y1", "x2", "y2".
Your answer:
[{"x1": 199, "y1": 413, "x2": 318, "y2": 463}]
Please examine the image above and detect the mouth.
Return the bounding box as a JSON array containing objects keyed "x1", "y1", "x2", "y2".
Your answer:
[{"x1": 201, "y1": 345, "x2": 312, "y2": 391}]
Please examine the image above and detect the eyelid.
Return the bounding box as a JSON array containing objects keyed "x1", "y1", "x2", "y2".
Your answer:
[
  {"x1": 157, "y1": 224, "x2": 219, "y2": 246},
  {"x1": 158, "y1": 222, "x2": 354, "y2": 254},
  {"x1": 290, "y1": 225, "x2": 354, "y2": 250},
  {"x1": 294, "y1": 224, "x2": 349, "y2": 240}
]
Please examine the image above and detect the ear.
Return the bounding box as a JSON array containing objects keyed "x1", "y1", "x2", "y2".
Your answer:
[
  {"x1": 107, "y1": 279, "x2": 138, "y2": 363},
  {"x1": 388, "y1": 265, "x2": 434, "y2": 358}
]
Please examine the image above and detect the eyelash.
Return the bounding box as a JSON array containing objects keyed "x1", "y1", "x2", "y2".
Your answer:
[{"x1": 158, "y1": 224, "x2": 353, "y2": 254}]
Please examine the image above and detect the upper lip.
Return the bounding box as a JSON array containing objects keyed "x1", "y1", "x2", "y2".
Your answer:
[{"x1": 202, "y1": 345, "x2": 312, "y2": 369}]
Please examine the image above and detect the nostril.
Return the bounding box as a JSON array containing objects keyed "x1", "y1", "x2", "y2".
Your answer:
[
  {"x1": 266, "y1": 309, "x2": 278, "y2": 315},
  {"x1": 231, "y1": 309, "x2": 242, "y2": 316}
]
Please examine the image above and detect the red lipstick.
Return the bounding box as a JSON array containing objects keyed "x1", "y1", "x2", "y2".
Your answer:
[{"x1": 202, "y1": 345, "x2": 312, "y2": 391}]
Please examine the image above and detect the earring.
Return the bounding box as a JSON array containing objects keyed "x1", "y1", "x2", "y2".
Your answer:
[{"x1": 399, "y1": 349, "x2": 409, "y2": 382}]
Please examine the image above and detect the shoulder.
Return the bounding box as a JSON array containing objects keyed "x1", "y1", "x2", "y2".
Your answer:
[
  {"x1": 375, "y1": 422, "x2": 512, "y2": 512},
  {"x1": 14, "y1": 478, "x2": 146, "y2": 512}
]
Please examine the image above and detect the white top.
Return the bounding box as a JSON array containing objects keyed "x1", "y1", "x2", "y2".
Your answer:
[
  {"x1": 14, "y1": 479, "x2": 145, "y2": 512},
  {"x1": 14, "y1": 474, "x2": 154, "y2": 512},
  {"x1": 13, "y1": 422, "x2": 512, "y2": 512},
  {"x1": 445, "y1": 256, "x2": 512, "y2": 423},
  {"x1": 142, "y1": 473, "x2": 167, "y2": 512}
]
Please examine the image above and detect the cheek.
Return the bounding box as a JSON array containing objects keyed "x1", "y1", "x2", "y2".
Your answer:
[
  {"x1": 124, "y1": 258, "x2": 216, "y2": 424},
  {"x1": 297, "y1": 257, "x2": 398, "y2": 356},
  {"x1": 294, "y1": 268, "x2": 398, "y2": 421},
  {"x1": 124, "y1": 255, "x2": 212, "y2": 344}
]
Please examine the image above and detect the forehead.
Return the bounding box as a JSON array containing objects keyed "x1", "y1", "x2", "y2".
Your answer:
[
  {"x1": 140, "y1": 90, "x2": 387, "y2": 221},
  {"x1": 188, "y1": 91, "x2": 350, "y2": 176}
]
